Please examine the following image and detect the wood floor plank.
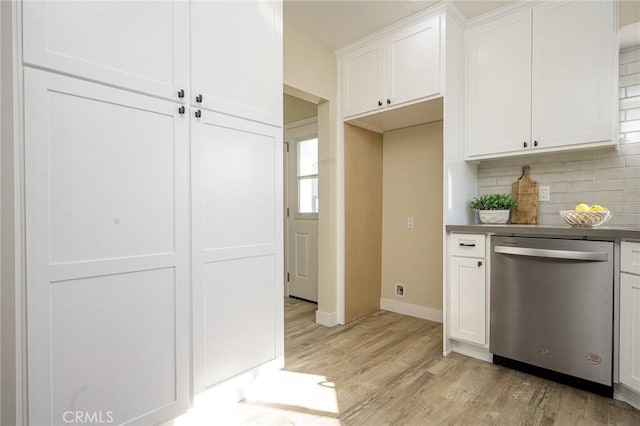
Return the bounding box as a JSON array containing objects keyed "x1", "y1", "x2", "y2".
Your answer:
[{"x1": 176, "y1": 298, "x2": 640, "y2": 425}]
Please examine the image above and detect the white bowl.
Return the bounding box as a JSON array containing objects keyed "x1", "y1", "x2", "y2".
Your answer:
[{"x1": 559, "y1": 210, "x2": 611, "y2": 227}]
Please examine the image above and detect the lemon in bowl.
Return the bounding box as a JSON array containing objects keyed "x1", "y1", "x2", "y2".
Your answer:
[{"x1": 575, "y1": 203, "x2": 590, "y2": 212}]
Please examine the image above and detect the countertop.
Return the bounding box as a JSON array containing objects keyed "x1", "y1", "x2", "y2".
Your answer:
[{"x1": 446, "y1": 224, "x2": 640, "y2": 240}]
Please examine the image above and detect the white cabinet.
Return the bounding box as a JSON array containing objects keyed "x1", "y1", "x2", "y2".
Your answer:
[
  {"x1": 466, "y1": 1, "x2": 615, "y2": 159},
  {"x1": 465, "y1": 9, "x2": 532, "y2": 157},
  {"x1": 620, "y1": 242, "x2": 640, "y2": 394},
  {"x1": 24, "y1": 67, "x2": 190, "y2": 426},
  {"x1": 191, "y1": 110, "x2": 283, "y2": 393},
  {"x1": 23, "y1": 0, "x2": 188, "y2": 101},
  {"x1": 20, "y1": 1, "x2": 283, "y2": 424},
  {"x1": 342, "y1": 14, "x2": 442, "y2": 118},
  {"x1": 448, "y1": 233, "x2": 487, "y2": 346},
  {"x1": 191, "y1": 0, "x2": 282, "y2": 126}
]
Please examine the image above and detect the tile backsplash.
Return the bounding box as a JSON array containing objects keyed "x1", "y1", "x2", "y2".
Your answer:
[{"x1": 477, "y1": 46, "x2": 640, "y2": 227}]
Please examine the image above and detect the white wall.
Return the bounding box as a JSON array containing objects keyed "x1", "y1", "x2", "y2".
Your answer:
[{"x1": 283, "y1": 22, "x2": 339, "y2": 322}]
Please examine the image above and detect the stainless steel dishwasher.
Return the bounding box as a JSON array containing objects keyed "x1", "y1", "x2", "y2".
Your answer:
[{"x1": 490, "y1": 236, "x2": 614, "y2": 397}]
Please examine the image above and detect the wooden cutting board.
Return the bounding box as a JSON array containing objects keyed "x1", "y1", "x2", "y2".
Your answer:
[{"x1": 511, "y1": 166, "x2": 539, "y2": 224}]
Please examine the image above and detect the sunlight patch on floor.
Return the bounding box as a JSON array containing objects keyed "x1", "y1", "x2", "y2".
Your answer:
[{"x1": 172, "y1": 370, "x2": 341, "y2": 426}]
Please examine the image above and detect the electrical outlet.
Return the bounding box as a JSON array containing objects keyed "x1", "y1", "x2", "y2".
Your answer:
[
  {"x1": 395, "y1": 283, "x2": 405, "y2": 297},
  {"x1": 407, "y1": 217, "x2": 415, "y2": 229},
  {"x1": 539, "y1": 186, "x2": 550, "y2": 202}
]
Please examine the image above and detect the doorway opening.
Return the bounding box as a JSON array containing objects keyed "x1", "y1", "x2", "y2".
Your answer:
[{"x1": 284, "y1": 92, "x2": 319, "y2": 304}]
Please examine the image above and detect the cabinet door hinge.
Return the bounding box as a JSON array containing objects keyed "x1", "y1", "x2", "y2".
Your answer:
[
  {"x1": 285, "y1": 142, "x2": 290, "y2": 152},
  {"x1": 286, "y1": 207, "x2": 289, "y2": 218},
  {"x1": 287, "y1": 272, "x2": 290, "y2": 282}
]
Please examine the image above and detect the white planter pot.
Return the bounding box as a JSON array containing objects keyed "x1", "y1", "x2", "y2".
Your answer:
[{"x1": 478, "y1": 210, "x2": 510, "y2": 224}]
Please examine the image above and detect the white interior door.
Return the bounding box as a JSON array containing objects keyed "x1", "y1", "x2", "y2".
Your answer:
[
  {"x1": 285, "y1": 119, "x2": 319, "y2": 302},
  {"x1": 24, "y1": 68, "x2": 189, "y2": 426}
]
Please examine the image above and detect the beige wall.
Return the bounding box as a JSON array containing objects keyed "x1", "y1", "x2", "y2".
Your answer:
[
  {"x1": 381, "y1": 122, "x2": 443, "y2": 311},
  {"x1": 621, "y1": 0, "x2": 640, "y2": 28},
  {"x1": 283, "y1": 94, "x2": 317, "y2": 124},
  {"x1": 284, "y1": 22, "x2": 339, "y2": 319}
]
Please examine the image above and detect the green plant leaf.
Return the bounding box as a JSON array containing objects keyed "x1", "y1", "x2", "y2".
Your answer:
[{"x1": 470, "y1": 193, "x2": 518, "y2": 210}]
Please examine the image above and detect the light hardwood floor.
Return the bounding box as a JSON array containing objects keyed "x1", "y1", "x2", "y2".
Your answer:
[{"x1": 178, "y1": 298, "x2": 640, "y2": 425}]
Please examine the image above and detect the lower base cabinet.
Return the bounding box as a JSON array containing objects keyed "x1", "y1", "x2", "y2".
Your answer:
[
  {"x1": 620, "y1": 241, "x2": 640, "y2": 394},
  {"x1": 448, "y1": 233, "x2": 487, "y2": 346}
]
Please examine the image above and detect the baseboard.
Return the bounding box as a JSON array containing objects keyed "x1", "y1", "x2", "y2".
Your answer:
[
  {"x1": 380, "y1": 298, "x2": 443, "y2": 323},
  {"x1": 315, "y1": 310, "x2": 338, "y2": 327},
  {"x1": 614, "y1": 383, "x2": 640, "y2": 410},
  {"x1": 451, "y1": 340, "x2": 493, "y2": 363}
]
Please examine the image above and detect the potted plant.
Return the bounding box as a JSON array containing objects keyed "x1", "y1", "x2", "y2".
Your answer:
[{"x1": 470, "y1": 194, "x2": 518, "y2": 224}]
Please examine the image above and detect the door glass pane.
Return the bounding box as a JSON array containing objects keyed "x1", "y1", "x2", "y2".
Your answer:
[
  {"x1": 298, "y1": 177, "x2": 318, "y2": 214},
  {"x1": 297, "y1": 138, "x2": 318, "y2": 177}
]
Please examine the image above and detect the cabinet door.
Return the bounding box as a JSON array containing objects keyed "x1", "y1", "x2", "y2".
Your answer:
[
  {"x1": 449, "y1": 256, "x2": 486, "y2": 345},
  {"x1": 386, "y1": 15, "x2": 441, "y2": 107},
  {"x1": 191, "y1": 110, "x2": 283, "y2": 393},
  {"x1": 23, "y1": 1, "x2": 188, "y2": 101},
  {"x1": 620, "y1": 273, "x2": 640, "y2": 393},
  {"x1": 342, "y1": 42, "x2": 385, "y2": 118},
  {"x1": 24, "y1": 68, "x2": 190, "y2": 426},
  {"x1": 191, "y1": 0, "x2": 283, "y2": 126},
  {"x1": 466, "y1": 10, "x2": 532, "y2": 157},
  {"x1": 531, "y1": 1, "x2": 615, "y2": 149}
]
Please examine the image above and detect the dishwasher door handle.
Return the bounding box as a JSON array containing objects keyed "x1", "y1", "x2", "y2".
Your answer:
[{"x1": 494, "y1": 246, "x2": 608, "y2": 262}]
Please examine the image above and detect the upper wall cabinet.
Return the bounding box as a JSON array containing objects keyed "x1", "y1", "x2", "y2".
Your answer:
[
  {"x1": 23, "y1": 1, "x2": 189, "y2": 102},
  {"x1": 466, "y1": 1, "x2": 616, "y2": 159},
  {"x1": 191, "y1": 1, "x2": 283, "y2": 126},
  {"x1": 342, "y1": 14, "x2": 442, "y2": 118}
]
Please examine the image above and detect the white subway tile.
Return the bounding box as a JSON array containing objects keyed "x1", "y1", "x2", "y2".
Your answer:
[
  {"x1": 539, "y1": 203, "x2": 573, "y2": 214},
  {"x1": 627, "y1": 155, "x2": 640, "y2": 167},
  {"x1": 627, "y1": 108, "x2": 640, "y2": 121},
  {"x1": 540, "y1": 150, "x2": 594, "y2": 162},
  {"x1": 529, "y1": 162, "x2": 566, "y2": 173},
  {"x1": 552, "y1": 192, "x2": 595, "y2": 203},
  {"x1": 624, "y1": 133, "x2": 640, "y2": 143},
  {"x1": 620, "y1": 73, "x2": 640, "y2": 88},
  {"x1": 496, "y1": 156, "x2": 542, "y2": 167},
  {"x1": 627, "y1": 85, "x2": 640, "y2": 98},
  {"x1": 607, "y1": 214, "x2": 640, "y2": 226},
  {"x1": 628, "y1": 62, "x2": 640, "y2": 75},
  {"x1": 621, "y1": 96, "x2": 640, "y2": 110},
  {"x1": 478, "y1": 166, "x2": 519, "y2": 177},
  {"x1": 621, "y1": 143, "x2": 640, "y2": 155},
  {"x1": 596, "y1": 179, "x2": 626, "y2": 191},
  {"x1": 621, "y1": 110, "x2": 626, "y2": 122},
  {"x1": 539, "y1": 214, "x2": 565, "y2": 225},
  {"x1": 627, "y1": 179, "x2": 640, "y2": 191},
  {"x1": 626, "y1": 203, "x2": 640, "y2": 214},
  {"x1": 595, "y1": 167, "x2": 640, "y2": 180},
  {"x1": 541, "y1": 170, "x2": 594, "y2": 183},
  {"x1": 621, "y1": 87, "x2": 627, "y2": 98},
  {"x1": 620, "y1": 120, "x2": 640, "y2": 133},
  {"x1": 620, "y1": 48, "x2": 640, "y2": 65},
  {"x1": 549, "y1": 182, "x2": 567, "y2": 193},
  {"x1": 496, "y1": 175, "x2": 520, "y2": 185},
  {"x1": 596, "y1": 190, "x2": 640, "y2": 202},
  {"x1": 567, "y1": 181, "x2": 595, "y2": 192},
  {"x1": 478, "y1": 176, "x2": 497, "y2": 187}
]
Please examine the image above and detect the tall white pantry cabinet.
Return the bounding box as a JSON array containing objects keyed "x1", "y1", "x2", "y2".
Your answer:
[{"x1": 19, "y1": 1, "x2": 283, "y2": 425}]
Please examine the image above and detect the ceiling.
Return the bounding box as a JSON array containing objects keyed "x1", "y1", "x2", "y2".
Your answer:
[
  {"x1": 284, "y1": 0, "x2": 640, "y2": 50},
  {"x1": 283, "y1": 1, "x2": 510, "y2": 50}
]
